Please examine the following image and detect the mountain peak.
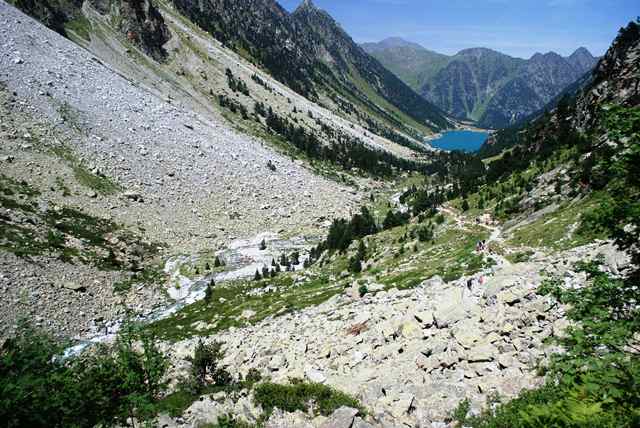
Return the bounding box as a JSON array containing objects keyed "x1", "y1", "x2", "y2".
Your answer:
[
  {"x1": 455, "y1": 47, "x2": 504, "y2": 59},
  {"x1": 569, "y1": 46, "x2": 594, "y2": 59},
  {"x1": 297, "y1": 0, "x2": 317, "y2": 11},
  {"x1": 361, "y1": 37, "x2": 427, "y2": 53}
]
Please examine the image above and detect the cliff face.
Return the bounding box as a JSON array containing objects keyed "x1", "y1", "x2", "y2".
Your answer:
[
  {"x1": 7, "y1": 0, "x2": 84, "y2": 35},
  {"x1": 166, "y1": 0, "x2": 450, "y2": 132},
  {"x1": 99, "y1": 0, "x2": 171, "y2": 61},
  {"x1": 573, "y1": 22, "x2": 640, "y2": 131},
  {"x1": 291, "y1": 0, "x2": 449, "y2": 130},
  {"x1": 10, "y1": 0, "x2": 171, "y2": 61}
]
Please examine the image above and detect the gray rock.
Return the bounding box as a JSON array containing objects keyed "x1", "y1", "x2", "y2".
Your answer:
[
  {"x1": 319, "y1": 406, "x2": 359, "y2": 428},
  {"x1": 304, "y1": 367, "x2": 327, "y2": 384},
  {"x1": 63, "y1": 282, "x2": 86, "y2": 292}
]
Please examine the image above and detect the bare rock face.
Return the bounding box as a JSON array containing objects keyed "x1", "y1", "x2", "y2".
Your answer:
[
  {"x1": 90, "y1": 0, "x2": 171, "y2": 61},
  {"x1": 6, "y1": 0, "x2": 84, "y2": 35},
  {"x1": 573, "y1": 21, "x2": 640, "y2": 130}
]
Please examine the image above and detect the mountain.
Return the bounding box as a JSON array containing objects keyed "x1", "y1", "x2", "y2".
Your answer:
[
  {"x1": 361, "y1": 37, "x2": 451, "y2": 92},
  {"x1": 365, "y1": 39, "x2": 599, "y2": 128},
  {"x1": 2, "y1": 1, "x2": 640, "y2": 427},
  {"x1": 481, "y1": 21, "x2": 639, "y2": 163},
  {"x1": 167, "y1": 0, "x2": 450, "y2": 136}
]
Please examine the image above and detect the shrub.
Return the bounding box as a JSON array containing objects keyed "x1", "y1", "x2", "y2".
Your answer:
[
  {"x1": 349, "y1": 256, "x2": 362, "y2": 274},
  {"x1": 191, "y1": 340, "x2": 231, "y2": 389},
  {"x1": 416, "y1": 225, "x2": 434, "y2": 242},
  {"x1": 0, "y1": 320, "x2": 168, "y2": 428},
  {"x1": 358, "y1": 284, "x2": 368, "y2": 297},
  {"x1": 253, "y1": 381, "x2": 365, "y2": 418}
]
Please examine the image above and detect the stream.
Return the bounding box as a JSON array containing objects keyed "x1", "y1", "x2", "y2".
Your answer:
[{"x1": 64, "y1": 232, "x2": 316, "y2": 357}]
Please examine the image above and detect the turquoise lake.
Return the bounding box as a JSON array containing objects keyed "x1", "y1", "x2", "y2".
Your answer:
[{"x1": 428, "y1": 130, "x2": 489, "y2": 152}]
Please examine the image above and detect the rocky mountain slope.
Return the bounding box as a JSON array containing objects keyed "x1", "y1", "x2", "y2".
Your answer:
[
  {"x1": 1, "y1": 1, "x2": 638, "y2": 427},
  {"x1": 360, "y1": 37, "x2": 451, "y2": 94},
  {"x1": 0, "y1": 0, "x2": 371, "y2": 337},
  {"x1": 363, "y1": 38, "x2": 598, "y2": 128},
  {"x1": 166, "y1": 0, "x2": 451, "y2": 138}
]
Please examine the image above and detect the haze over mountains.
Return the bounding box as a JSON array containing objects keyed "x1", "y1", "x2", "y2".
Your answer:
[{"x1": 363, "y1": 38, "x2": 598, "y2": 128}]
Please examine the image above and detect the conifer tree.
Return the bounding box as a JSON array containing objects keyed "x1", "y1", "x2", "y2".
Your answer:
[{"x1": 204, "y1": 279, "x2": 214, "y2": 303}]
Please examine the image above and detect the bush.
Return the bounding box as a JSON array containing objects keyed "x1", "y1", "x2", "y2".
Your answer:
[
  {"x1": 253, "y1": 381, "x2": 365, "y2": 418},
  {"x1": 358, "y1": 284, "x2": 368, "y2": 297},
  {"x1": 349, "y1": 256, "x2": 362, "y2": 274},
  {"x1": 191, "y1": 340, "x2": 232, "y2": 389},
  {"x1": 0, "y1": 320, "x2": 168, "y2": 428},
  {"x1": 416, "y1": 225, "x2": 434, "y2": 242}
]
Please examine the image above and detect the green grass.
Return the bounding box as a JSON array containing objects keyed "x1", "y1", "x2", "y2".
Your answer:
[
  {"x1": 64, "y1": 14, "x2": 92, "y2": 41},
  {"x1": 369, "y1": 222, "x2": 491, "y2": 289},
  {"x1": 506, "y1": 193, "x2": 608, "y2": 251},
  {"x1": 506, "y1": 250, "x2": 535, "y2": 264},
  {"x1": 113, "y1": 263, "x2": 166, "y2": 293},
  {"x1": 50, "y1": 145, "x2": 121, "y2": 195},
  {"x1": 146, "y1": 273, "x2": 344, "y2": 341},
  {"x1": 0, "y1": 174, "x2": 161, "y2": 271}
]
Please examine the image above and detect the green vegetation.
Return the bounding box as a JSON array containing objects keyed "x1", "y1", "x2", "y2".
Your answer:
[
  {"x1": 51, "y1": 145, "x2": 121, "y2": 195},
  {"x1": 506, "y1": 192, "x2": 607, "y2": 251},
  {"x1": 254, "y1": 380, "x2": 365, "y2": 419},
  {"x1": 462, "y1": 104, "x2": 640, "y2": 427},
  {"x1": 64, "y1": 14, "x2": 91, "y2": 41},
  {"x1": 0, "y1": 321, "x2": 168, "y2": 428},
  {"x1": 147, "y1": 273, "x2": 342, "y2": 341},
  {"x1": 0, "y1": 173, "x2": 159, "y2": 272}
]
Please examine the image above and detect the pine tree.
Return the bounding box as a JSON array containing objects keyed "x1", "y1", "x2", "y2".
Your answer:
[
  {"x1": 356, "y1": 240, "x2": 367, "y2": 261},
  {"x1": 254, "y1": 270, "x2": 262, "y2": 281},
  {"x1": 349, "y1": 256, "x2": 362, "y2": 274},
  {"x1": 291, "y1": 251, "x2": 300, "y2": 265},
  {"x1": 259, "y1": 239, "x2": 267, "y2": 251},
  {"x1": 204, "y1": 279, "x2": 214, "y2": 302}
]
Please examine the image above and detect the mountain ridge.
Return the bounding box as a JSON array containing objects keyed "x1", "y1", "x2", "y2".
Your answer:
[{"x1": 363, "y1": 37, "x2": 598, "y2": 128}]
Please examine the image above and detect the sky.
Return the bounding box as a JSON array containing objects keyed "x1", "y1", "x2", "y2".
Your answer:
[{"x1": 280, "y1": 0, "x2": 638, "y2": 58}]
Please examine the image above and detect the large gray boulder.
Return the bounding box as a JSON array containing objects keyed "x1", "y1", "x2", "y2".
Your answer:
[{"x1": 319, "y1": 406, "x2": 359, "y2": 428}]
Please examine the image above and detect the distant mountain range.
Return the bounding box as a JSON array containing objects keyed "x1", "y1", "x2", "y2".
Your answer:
[{"x1": 362, "y1": 38, "x2": 599, "y2": 128}]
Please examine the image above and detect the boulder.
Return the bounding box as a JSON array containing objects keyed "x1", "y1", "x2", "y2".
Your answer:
[
  {"x1": 183, "y1": 397, "x2": 225, "y2": 427},
  {"x1": 452, "y1": 319, "x2": 483, "y2": 349},
  {"x1": 63, "y1": 282, "x2": 86, "y2": 292},
  {"x1": 304, "y1": 366, "x2": 327, "y2": 384},
  {"x1": 398, "y1": 320, "x2": 423, "y2": 339},
  {"x1": 319, "y1": 406, "x2": 359, "y2": 428},
  {"x1": 266, "y1": 409, "x2": 313, "y2": 428},
  {"x1": 466, "y1": 343, "x2": 496, "y2": 363},
  {"x1": 414, "y1": 310, "x2": 434, "y2": 327},
  {"x1": 433, "y1": 287, "x2": 467, "y2": 328}
]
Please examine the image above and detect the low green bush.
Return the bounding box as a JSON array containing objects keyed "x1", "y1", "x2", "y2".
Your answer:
[{"x1": 254, "y1": 381, "x2": 365, "y2": 418}]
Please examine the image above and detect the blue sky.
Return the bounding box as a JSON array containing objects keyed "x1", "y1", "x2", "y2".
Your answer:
[{"x1": 280, "y1": 0, "x2": 638, "y2": 58}]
